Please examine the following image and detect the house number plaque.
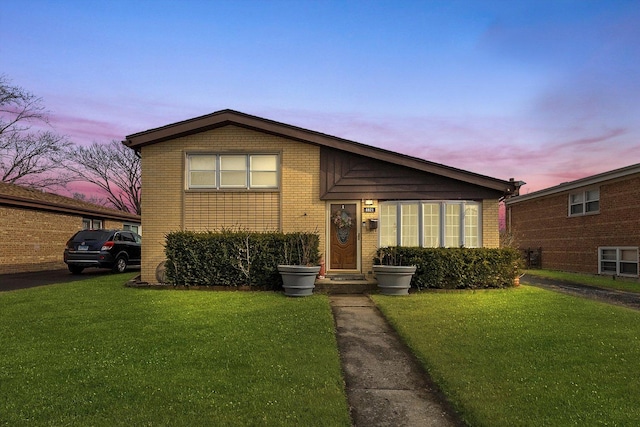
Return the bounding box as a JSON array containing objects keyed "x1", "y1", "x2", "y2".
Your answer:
[{"x1": 364, "y1": 207, "x2": 376, "y2": 213}]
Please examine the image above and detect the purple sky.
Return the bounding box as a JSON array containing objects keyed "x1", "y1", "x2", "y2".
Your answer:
[{"x1": 2, "y1": 0, "x2": 639, "y2": 194}]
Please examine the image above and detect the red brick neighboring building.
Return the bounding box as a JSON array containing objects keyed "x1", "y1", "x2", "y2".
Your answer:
[
  {"x1": 505, "y1": 164, "x2": 640, "y2": 277},
  {"x1": 0, "y1": 182, "x2": 140, "y2": 274}
]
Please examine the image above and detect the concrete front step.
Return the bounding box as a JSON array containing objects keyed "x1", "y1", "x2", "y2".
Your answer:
[{"x1": 315, "y1": 277, "x2": 378, "y2": 294}]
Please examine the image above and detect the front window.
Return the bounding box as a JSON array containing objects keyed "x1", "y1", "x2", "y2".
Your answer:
[
  {"x1": 569, "y1": 188, "x2": 599, "y2": 216},
  {"x1": 599, "y1": 247, "x2": 638, "y2": 277},
  {"x1": 379, "y1": 201, "x2": 481, "y2": 248},
  {"x1": 379, "y1": 203, "x2": 398, "y2": 247},
  {"x1": 187, "y1": 153, "x2": 279, "y2": 190}
]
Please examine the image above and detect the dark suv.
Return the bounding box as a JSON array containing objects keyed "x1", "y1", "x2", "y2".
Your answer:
[{"x1": 64, "y1": 229, "x2": 141, "y2": 274}]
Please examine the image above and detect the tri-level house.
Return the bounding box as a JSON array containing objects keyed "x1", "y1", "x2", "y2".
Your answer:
[
  {"x1": 123, "y1": 109, "x2": 520, "y2": 284},
  {"x1": 505, "y1": 163, "x2": 640, "y2": 277}
]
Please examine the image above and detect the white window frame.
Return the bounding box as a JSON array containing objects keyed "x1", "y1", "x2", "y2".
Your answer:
[
  {"x1": 186, "y1": 153, "x2": 279, "y2": 190},
  {"x1": 598, "y1": 247, "x2": 639, "y2": 277},
  {"x1": 569, "y1": 188, "x2": 599, "y2": 217},
  {"x1": 378, "y1": 201, "x2": 482, "y2": 248}
]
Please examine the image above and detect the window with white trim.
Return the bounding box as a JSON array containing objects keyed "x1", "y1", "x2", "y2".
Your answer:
[
  {"x1": 379, "y1": 201, "x2": 482, "y2": 248},
  {"x1": 569, "y1": 188, "x2": 599, "y2": 216},
  {"x1": 187, "y1": 153, "x2": 279, "y2": 190},
  {"x1": 599, "y1": 247, "x2": 638, "y2": 277}
]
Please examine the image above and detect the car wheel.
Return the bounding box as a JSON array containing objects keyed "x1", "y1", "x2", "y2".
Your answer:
[
  {"x1": 113, "y1": 256, "x2": 127, "y2": 273},
  {"x1": 68, "y1": 265, "x2": 84, "y2": 275}
]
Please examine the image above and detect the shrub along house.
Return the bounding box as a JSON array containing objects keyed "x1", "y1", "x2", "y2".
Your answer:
[
  {"x1": 123, "y1": 109, "x2": 520, "y2": 285},
  {"x1": 505, "y1": 163, "x2": 640, "y2": 277},
  {"x1": 0, "y1": 181, "x2": 141, "y2": 274}
]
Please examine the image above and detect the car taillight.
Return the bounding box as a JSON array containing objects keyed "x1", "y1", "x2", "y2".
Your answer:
[{"x1": 101, "y1": 241, "x2": 115, "y2": 251}]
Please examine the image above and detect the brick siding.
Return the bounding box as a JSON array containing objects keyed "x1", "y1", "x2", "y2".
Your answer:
[
  {"x1": 0, "y1": 206, "x2": 125, "y2": 274},
  {"x1": 508, "y1": 174, "x2": 640, "y2": 273},
  {"x1": 140, "y1": 125, "x2": 505, "y2": 283}
]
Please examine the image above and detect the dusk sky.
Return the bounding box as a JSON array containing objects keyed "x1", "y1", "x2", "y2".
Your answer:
[{"x1": 2, "y1": 0, "x2": 639, "y2": 194}]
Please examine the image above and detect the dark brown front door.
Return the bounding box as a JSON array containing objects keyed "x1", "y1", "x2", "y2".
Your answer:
[{"x1": 330, "y1": 203, "x2": 357, "y2": 270}]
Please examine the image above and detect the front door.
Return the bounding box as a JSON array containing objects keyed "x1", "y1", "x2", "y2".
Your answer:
[{"x1": 329, "y1": 203, "x2": 358, "y2": 270}]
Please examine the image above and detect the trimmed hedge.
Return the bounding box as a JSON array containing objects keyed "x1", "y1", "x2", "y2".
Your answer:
[
  {"x1": 374, "y1": 247, "x2": 522, "y2": 289},
  {"x1": 164, "y1": 230, "x2": 320, "y2": 289}
]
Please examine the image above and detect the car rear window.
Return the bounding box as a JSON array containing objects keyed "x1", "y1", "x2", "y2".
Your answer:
[{"x1": 71, "y1": 230, "x2": 113, "y2": 242}]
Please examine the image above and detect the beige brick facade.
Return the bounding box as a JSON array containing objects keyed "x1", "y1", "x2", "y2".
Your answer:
[
  {"x1": 140, "y1": 125, "x2": 326, "y2": 282},
  {"x1": 137, "y1": 121, "x2": 508, "y2": 284},
  {"x1": 482, "y1": 199, "x2": 500, "y2": 248}
]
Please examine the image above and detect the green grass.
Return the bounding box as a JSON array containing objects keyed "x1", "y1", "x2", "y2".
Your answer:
[
  {"x1": 373, "y1": 287, "x2": 640, "y2": 426},
  {"x1": 524, "y1": 269, "x2": 640, "y2": 293},
  {"x1": 0, "y1": 273, "x2": 350, "y2": 426}
]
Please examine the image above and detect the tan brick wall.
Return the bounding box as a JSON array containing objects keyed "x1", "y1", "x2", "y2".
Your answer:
[
  {"x1": 361, "y1": 201, "x2": 379, "y2": 278},
  {"x1": 139, "y1": 124, "x2": 506, "y2": 283},
  {"x1": 0, "y1": 206, "x2": 81, "y2": 274},
  {"x1": 0, "y1": 207, "x2": 135, "y2": 274},
  {"x1": 482, "y1": 199, "x2": 500, "y2": 248},
  {"x1": 508, "y1": 174, "x2": 640, "y2": 273},
  {"x1": 140, "y1": 125, "x2": 325, "y2": 282}
]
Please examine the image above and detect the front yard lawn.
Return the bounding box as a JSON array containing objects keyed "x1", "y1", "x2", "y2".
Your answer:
[
  {"x1": 524, "y1": 269, "x2": 640, "y2": 293},
  {"x1": 373, "y1": 286, "x2": 640, "y2": 426},
  {"x1": 0, "y1": 273, "x2": 350, "y2": 426}
]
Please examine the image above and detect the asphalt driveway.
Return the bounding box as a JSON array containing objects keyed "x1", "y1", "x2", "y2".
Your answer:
[{"x1": 0, "y1": 267, "x2": 140, "y2": 292}]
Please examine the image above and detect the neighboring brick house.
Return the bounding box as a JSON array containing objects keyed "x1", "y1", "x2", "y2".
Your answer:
[
  {"x1": 505, "y1": 163, "x2": 640, "y2": 277},
  {"x1": 124, "y1": 109, "x2": 519, "y2": 284},
  {"x1": 0, "y1": 182, "x2": 141, "y2": 274}
]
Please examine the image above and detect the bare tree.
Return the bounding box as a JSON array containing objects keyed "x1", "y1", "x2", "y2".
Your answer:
[
  {"x1": 67, "y1": 140, "x2": 141, "y2": 214},
  {"x1": 0, "y1": 75, "x2": 72, "y2": 189}
]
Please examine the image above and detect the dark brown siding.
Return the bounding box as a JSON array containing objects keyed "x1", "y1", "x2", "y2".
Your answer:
[{"x1": 320, "y1": 147, "x2": 503, "y2": 200}]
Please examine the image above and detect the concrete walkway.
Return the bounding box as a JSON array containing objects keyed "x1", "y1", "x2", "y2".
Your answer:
[{"x1": 330, "y1": 295, "x2": 462, "y2": 427}]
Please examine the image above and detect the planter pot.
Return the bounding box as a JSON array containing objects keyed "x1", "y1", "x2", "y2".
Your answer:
[
  {"x1": 278, "y1": 265, "x2": 321, "y2": 297},
  {"x1": 373, "y1": 265, "x2": 417, "y2": 296}
]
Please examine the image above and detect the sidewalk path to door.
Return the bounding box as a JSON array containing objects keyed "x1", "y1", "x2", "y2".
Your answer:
[{"x1": 330, "y1": 295, "x2": 463, "y2": 427}]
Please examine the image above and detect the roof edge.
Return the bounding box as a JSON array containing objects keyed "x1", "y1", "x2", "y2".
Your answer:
[
  {"x1": 505, "y1": 163, "x2": 640, "y2": 205},
  {"x1": 124, "y1": 109, "x2": 519, "y2": 195}
]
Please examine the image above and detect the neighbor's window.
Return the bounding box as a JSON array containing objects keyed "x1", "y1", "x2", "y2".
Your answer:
[
  {"x1": 123, "y1": 223, "x2": 140, "y2": 234},
  {"x1": 82, "y1": 218, "x2": 103, "y2": 229},
  {"x1": 569, "y1": 188, "x2": 599, "y2": 216},
  {"x1": 379, "y1": 201, "x2": 481, "y2": 248},
  {"x1": 599, "y1": 247, "x2": 638, "y2": 277},
  {"x1": 187, "y1": 153, "x2": 279, "y2": 190}
]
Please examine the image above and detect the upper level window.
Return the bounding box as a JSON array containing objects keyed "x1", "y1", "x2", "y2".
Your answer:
[
  {"x1": 379, "y1": 201, "x2": 481, "y2": 248},
  {"x1": 569, "y1": 189, "x2": 599, "y2": 216},
  {"x1": 187, "y1": 154, "x2": 279, "y2": 190}
]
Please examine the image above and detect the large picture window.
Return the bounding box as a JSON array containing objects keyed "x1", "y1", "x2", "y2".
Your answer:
[
  {"x1": 599, "y1": 247, "x2": 638, "y2": 277},
  {"x1": 379, "y1": 201, "x2": 482, "y2": 248},
  {"x1": 187, "y1": 153, "x2": 279, "y2": 190}
]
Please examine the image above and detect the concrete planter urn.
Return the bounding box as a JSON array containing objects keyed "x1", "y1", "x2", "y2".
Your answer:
[
  {"x1": 278, "y1": 265, "x2": 321, "y2": 297},
  {"x1": 372, "y1": 265, "x2": 417, "y2": 296}
]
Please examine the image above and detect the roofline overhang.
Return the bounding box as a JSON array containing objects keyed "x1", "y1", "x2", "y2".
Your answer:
[
  {"x1": 0, "y1": 194, "x2": 141, "y2": 221},
  {"x1": 505, "y1": 163, "x2": 640, "y2": 206},
  {"x1": 124, "y1": 109, "x2": 519, "y2": 196}
]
